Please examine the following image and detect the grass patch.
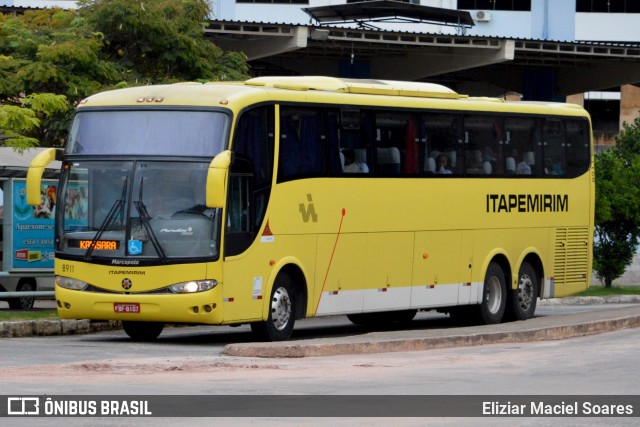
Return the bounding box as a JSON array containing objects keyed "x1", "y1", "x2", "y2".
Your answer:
[
  {"x1": 575, "y1": 286, "x2": 640, "y2": 297},
  {"x1": 0, "y1": 310, "x2": 59, "y2": 322}
]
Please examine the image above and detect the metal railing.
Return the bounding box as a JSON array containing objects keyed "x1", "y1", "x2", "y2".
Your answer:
[{"x1": 0, "y1": 291, "x2": 55, "y2": 298}]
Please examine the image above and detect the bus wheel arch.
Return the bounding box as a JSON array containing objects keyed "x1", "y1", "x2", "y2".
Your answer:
[
  {"x1": 505, "y1": 254, "x2": 543, "y2": 321},
  {"x1": 277, "y1": 263, "x2": 307, "y2": 321},
  {"x1": 251, "y1": 263, "x2": 308, "y2": 342}
]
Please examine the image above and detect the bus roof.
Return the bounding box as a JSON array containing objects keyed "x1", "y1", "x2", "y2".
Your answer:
[
  {"x1": 78, "y1": 76, "x2": 588, "y2": 117},
  {"x1": 243, "y1": 76, "x2": 463, "y2": 99}
]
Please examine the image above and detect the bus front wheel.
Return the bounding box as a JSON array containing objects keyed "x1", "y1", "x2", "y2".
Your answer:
[
  {"x1": 476, "y1": 262, "x2": 506, "y2": 324},
  {"x1": 251, "y1": 273, "x2": 296, "y2": 342},
  {"x1": 122, "y1": 321, "x2": 164, "y2": 341},
  {"x1": 505, "y1": 261, "x2": 538, "y2": 321}
]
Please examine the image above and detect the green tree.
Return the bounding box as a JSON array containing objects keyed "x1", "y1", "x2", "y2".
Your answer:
[
  {"x1": 0, "y1": 93, "x2": 68, "y2": 150},
  {"x1": 78, "y1": 0, "x2": 249, "y2": 83},
  {"x1": 0, "y1": 8, "x2": 120, "y2": 147},
  {"x1": 1, "y1": 3, "x2": 248, "y2": 149},
  {"x1": 593, "y1": 117, "x2": 640, "y2": 287}
]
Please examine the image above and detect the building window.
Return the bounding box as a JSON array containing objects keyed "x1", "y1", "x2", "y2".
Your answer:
[
  {"x1": 458, "y1": 0, "x2": 531, "y2": 11},
  {"x1": 577, "y1": 0, "x2": 640, "y2": 12}
]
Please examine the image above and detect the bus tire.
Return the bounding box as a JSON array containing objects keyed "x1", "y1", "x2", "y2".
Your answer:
[
  {"x1": 251, "y1": 272, "x2": 296, "y2": 342},
  {"x1": 8, "y1": 280, "x2": 36, "y2": 310},
  {"x1": 476, "y1": 262, "x2": 506, "y2": 324},
  {"x1": 122, "y1": 321, "x2": 164, "y2": 341},
  {"x1": 505, "y1": 261, "x2": 538, "y2": 321}
]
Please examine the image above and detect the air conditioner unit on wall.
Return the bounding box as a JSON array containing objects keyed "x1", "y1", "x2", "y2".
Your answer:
[{"x1": 475, "y1": 10, "x2": 492, "y2": 22}]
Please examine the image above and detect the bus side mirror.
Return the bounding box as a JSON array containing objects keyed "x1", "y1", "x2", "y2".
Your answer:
[
  {"x1": 206, "y1": 150, "x2": 232, "y2": 208},
  {"x1": 26, "y1": 148, "x2": 63, "y2": 206}
]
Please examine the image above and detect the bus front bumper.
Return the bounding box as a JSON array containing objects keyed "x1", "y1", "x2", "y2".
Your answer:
[{"x1": 55, "y1": 285, "x2": 224, "y2": 324}]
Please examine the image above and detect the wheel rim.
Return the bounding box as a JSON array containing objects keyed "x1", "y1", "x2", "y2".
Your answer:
[
  {"x1": 271, "y1": 286, "x2": 292, "y2": 331},
  {"x1": 485, "y1": 275, "x2": 502, "y2": 314},
  {"x1": 19, "y1": 283, "x2": 35, "y2": 309},
  {"x1": 518, "y1": 273, "x2": 534, "y2": 311}
]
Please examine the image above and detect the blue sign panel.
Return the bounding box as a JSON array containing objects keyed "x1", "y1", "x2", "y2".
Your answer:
[{"x1": 12, "y1": 181, "x2": 56, "y2": 270}]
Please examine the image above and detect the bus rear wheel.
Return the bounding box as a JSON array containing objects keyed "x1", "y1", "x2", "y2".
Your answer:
[
  {"x1": 251, "y1": 273, "x2": 296, "y2": 342},
  {"x1": 505, "y1": 261, "x2": 538, "y2": 321},
  {"x1": 122, "y1": 321, "x2": 164, "y2": 341},
  {"x1": 476, "y1": 262, "x2": 506, "y2": 324}
]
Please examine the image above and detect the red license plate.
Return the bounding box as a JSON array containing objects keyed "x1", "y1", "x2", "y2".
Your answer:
[{"x1": 114, "y1": 303, "x2": 140, "y2": 314}]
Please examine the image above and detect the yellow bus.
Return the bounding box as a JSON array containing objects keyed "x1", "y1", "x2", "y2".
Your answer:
[{"x1": 27, "y1": 76, "x2": 594, "y2": 341}]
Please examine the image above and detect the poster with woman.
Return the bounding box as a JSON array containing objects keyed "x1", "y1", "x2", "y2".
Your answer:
[{"x1": 11, "y1": 180, "x2": 56, "y2": 270}]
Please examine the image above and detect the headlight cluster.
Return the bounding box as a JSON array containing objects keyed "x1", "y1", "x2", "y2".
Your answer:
[
  {"x1": 169, "y1": 280, "x2": 218, "y2": 294},
  {"x1": 56, "y1": 276, "x2": 89, "y2": 290},
  {"x1": 55, "y1": 275, "x2": 217, "y2": 294}
]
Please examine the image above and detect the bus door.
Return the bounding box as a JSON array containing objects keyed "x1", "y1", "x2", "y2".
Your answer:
[{"x1": 221, "y1": 106, "x2": 275, "y2": 323}]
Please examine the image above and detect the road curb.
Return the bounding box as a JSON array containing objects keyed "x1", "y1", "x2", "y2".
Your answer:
[
  {"x1": 0, "y1": 319, "x2": 121, "y2": 338},
  {"x1": 539, "y1": 295, "x2": 640, "y2": 305},
  {"x1": 1, "y1": 296, "x2": 639, "y2": 340},
  {"x1": 223, "y1": 305, "x2": 640, "y2": 358}
]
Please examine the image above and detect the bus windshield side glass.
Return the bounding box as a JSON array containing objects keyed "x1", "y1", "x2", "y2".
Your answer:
[{"x1": 67, "y1": 110, "x2": 228, "y2": 156}]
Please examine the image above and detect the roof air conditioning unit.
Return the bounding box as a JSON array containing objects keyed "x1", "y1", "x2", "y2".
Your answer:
[{"x1": 475, "y1": 10, "x2": 492, "y2": 22}]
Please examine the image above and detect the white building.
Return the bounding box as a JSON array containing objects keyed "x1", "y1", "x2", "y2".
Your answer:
[
  {"x1": 212, "y1": 0, "x2": 640, "y2": 42},
  {"x1": 4, "y1": 0, "x2": 640, "y2": 142}
]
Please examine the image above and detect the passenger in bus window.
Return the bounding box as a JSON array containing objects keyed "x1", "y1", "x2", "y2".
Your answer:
[
  {"x1": 516, "y1": 157, "x2": 532, "y2": 175},
  {"x1": 482, "y1": 146, "x2": 497, "y2": 164},
  {"x1": 342, "y1": 149, "x2": 369, "y2": 173},
  {"x1": 435, "y1": 154, "x2": 452, "y2": 174},
  {"x1": 511, "y1": 148, "x2": 532, "y2": 175},
  {"x1": 544, "y1": 157, "x2": 563, "y2": 176}
]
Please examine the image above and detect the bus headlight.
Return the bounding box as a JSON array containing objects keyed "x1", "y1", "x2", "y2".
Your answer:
[
  {"x1": 56, "y1": 276, "x2": 89, "y2": 290},
  {"x1": 169, "y1": 280, "x2": 218, "y2": 294}
]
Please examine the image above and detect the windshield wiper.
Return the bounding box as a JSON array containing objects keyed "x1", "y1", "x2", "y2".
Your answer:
[
  {"x1": 133, "y1": 176, "x2": 168, "y2": 262},
  {"x1": 84, "y1": 177, "x2": 128, "y2": 260}
]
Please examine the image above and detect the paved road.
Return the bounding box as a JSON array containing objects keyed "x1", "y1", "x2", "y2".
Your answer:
[{"x1": 3, "y1": 302, "x2": 640, "y2": 426}]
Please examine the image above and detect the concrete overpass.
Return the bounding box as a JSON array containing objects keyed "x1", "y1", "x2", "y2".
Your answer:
[{"x1": 205, "y1": 19, "x2": 640, "y2": 100}]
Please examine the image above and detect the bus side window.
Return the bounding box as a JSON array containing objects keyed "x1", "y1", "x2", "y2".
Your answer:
[
  {"x1": 462, "y1": 114, "x2": 503, "y2": 176},
  {"x1": 565, "y1": 119, "x2": 590, "y2": 177},
  {"x1": 372, "y1": 111, "x2": 418, "y2": 176},
  {"x1": 543, "y1": 118, "x2": 565, "y2": 177},
  {"x1": 421, "y1": 113, "x2": 461, "y2": 175},
  {"x1": 505, "y1": 117, "x2": 538, "y2": 175},
  {"x1": 279, "y1": 107, "x2": 327, "y2": 180},
  {"x1": 226, "y1": 157, "x2": 254, "y2": 256}
]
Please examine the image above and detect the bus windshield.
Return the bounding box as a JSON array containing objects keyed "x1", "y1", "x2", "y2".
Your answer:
[
  {"x1": 58, "y1": 160, "x2": 219, "y2": 261},
  {"x1": 67, "y1": 110, "x2": 228, "y2": 156}
]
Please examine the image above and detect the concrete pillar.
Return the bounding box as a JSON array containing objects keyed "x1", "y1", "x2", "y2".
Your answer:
[
  {"x1": 566, "y1": 93, "x2": 584, "y2": 107},
  {"x1": 620, "y1": 84, "x2": 640, "y2": 128}
]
